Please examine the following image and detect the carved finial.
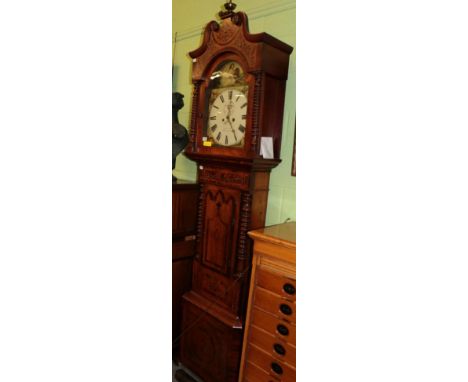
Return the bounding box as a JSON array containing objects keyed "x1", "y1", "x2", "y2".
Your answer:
[{"x1": 219, "y1": 0, "x2": 237, "y2": 19}]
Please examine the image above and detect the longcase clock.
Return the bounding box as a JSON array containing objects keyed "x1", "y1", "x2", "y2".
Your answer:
[{"x1": 179, "y1": 2, "x2": 293, "y2": 381}]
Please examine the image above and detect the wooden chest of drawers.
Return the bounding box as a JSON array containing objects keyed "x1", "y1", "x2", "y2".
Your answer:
[
  {"x1": 172, "y1": 181, "x2": 199, "y2": 359},
  {"x1": 239, "y1": 222, "x2": 296, "y2": 382}
]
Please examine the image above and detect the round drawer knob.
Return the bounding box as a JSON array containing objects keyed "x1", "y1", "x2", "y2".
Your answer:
[
  {"x1": 271, "y1": 362, "x2": 283, "y2": 375},
  {"x1": 277, "y1": 324, "x2": 289, "y2": 336},
  {"x1": 279, "y1": 303, "x2": 292, "y2": 316},
  {"x1": 273, "y1": 343, "x2": 286, "y2": 356},
  {"x1": 283, "y1": 283, "x2": 296, "y2": 295}
]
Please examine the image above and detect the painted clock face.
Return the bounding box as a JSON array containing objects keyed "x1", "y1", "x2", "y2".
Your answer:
[
  {"x1": 208, "y1": 89, "x2": 247, "y2": 147},
  {"x1": 204, "y1": 60, "x2": 248, "y2": 148}
]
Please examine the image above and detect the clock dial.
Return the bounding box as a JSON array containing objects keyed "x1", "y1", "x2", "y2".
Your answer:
[
  {"x1": 208, "y1": 89, "x2": 247, "y2": 147},
  {"x1": 203, "y1": 60, "x2": 248, "y2": 148}
]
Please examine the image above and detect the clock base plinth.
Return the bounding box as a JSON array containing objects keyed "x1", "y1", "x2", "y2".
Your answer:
[{"x1": 179, "y1": 291, "x2": 243, "y2": 382}]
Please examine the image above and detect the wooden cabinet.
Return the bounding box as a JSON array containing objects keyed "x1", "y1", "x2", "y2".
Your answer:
[
  {"x1": 239, "y1": 222, "x2": 296, "y2": 382},
  {"x1": 172, "y1": 181, "x2": 199, "y2": 359}
]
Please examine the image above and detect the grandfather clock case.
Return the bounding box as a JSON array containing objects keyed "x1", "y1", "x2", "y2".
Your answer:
[{"x1": 179, "y1": 4, "x2": 293, "y2": 382}]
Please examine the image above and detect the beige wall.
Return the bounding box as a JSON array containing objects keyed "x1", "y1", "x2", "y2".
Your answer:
[{"x1": 172, "y1": 0, "x2": 296, "y2": 225}]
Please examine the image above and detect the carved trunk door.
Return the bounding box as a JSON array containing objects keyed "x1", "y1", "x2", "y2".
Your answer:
[{"x1": 201, "y1": 185, "x2": 241, "y2": 276}]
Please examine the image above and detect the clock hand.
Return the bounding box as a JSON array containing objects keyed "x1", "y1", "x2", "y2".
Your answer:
[
  {"x1": 226, "y1": 115, "x2": 238, "y2": 141},
  {"x1": 226, "y1": 101, "x2": 236, "y2": 129},
  {"x1": 226, "y1": 115, "x2": 235, "y2": 131}
]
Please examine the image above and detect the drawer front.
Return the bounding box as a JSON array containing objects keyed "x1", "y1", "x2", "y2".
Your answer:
[
  {"x1": 247, "y1": 345, "x2": 296, "y2": 382},
  {"x1": 249, "y1": 325, "x2": 295, "y2": 366},
  {"x1": 256, "y1": 268, "x2": 296, "y2": 302},
  {"x1": 254, "y1": 287, "x2": 296, "y2": 323},
  {"x1": 244, "y1": 361, "x2": 278, "y2": 382},
  {"x1": 251, "y1": 307, "x2": 296, "y2": 345}
]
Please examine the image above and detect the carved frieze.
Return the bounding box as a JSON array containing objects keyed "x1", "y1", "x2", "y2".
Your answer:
[
  {"x1": 191, "y1": 18, "x2": 258, "y2": 79},
  {"x1": 199, "y1": 168, "x2": 250, "y2": 190},
  {"x1": 212, "y1": 21, "x2": 238, "y2": 46}
]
